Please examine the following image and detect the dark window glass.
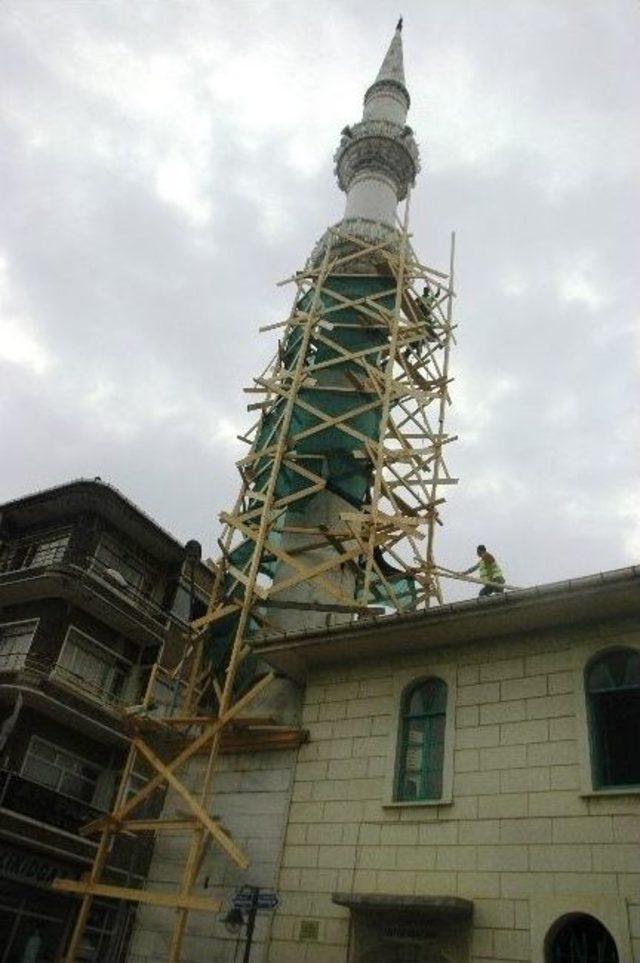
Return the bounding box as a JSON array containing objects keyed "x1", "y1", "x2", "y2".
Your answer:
[
  {"x1": 396, "y1": 678, "x2": 447, "y2": 801},
  {"x1": 547, "y1": 914, "x2": 618, "y2": 963},
  {"x1": 586, "y1": 649, "x2": 640, "y2": 788}
]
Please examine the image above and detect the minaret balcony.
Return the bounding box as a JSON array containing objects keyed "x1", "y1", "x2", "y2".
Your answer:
[{"x1": 334, "y1": 119, "x2": 420, "y2": 202}]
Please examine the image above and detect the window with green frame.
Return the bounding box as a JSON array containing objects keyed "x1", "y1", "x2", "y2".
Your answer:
[
  {"x1": 586, "y1": 648, "x2": 640, "y2": 789},
  {"x1": 395, "y1": 677, "x2": 447, "y2": 801}
]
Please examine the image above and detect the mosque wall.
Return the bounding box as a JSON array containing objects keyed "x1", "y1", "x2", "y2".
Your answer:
[{"x1": 267, "y1": 618, "x2": 640, "y2": 962}]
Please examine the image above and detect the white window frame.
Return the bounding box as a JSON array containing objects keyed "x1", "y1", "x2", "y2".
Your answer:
[
  {"x1": 383, "y1": 663, "x2": 457, "y2": 808},
  {"x1": 29, "y1": 532, "x2": 70, "y2": 567},
  {"x1": 0, "y1": 618, "x2": 39, "y2": 670},
  {"x1": 21, "y1": 735, "x2": 102, "y2": 805},
  {"x1": 57, "y1": 625, "x2": 131, "y2": 703},
  {"x1": 0, "y1": 530, "x2": 70, "y2": 572},
  {"x1": 574, "y1": 638, "x2": 640, "y2": 798}
]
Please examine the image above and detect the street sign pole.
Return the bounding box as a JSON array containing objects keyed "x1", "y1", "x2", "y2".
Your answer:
[
  {"x1": 242, "y1": 887, "x2": 259, "y2": 963},
  {"x1": 230, "y1": 886, "x2": 278, "y2": 962}
]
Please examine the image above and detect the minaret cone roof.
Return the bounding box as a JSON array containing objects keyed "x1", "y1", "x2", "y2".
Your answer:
[{"x1": 374, "y1": 19, "x2": 406, "y2": 87}]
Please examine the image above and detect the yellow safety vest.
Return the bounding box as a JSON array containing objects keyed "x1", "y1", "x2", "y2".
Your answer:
[{"x1": 478, "y1": 556, "x2": 503, "y2": 582}]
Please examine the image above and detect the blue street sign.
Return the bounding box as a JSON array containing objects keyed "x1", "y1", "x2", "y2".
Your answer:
[
  {"x1": 232, "y1": 890, "x2": 279, "y2": 910},
  {"x1": 258, "y1": 895, "x2": 279, "y2": 909}
]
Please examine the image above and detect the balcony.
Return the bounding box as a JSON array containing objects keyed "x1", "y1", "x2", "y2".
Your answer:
[
  {"x1": 0, "y1": 767, "x2": 157, "y2": 876},
  {"x1": 0, "y1": 649, "x2": 146, "y2": 715},
  {"x1": 0, "y1": 766, "x2": 103, "y2": 835},
  {"x1": 0, "y1": 543, "x2": 188, "y2": 638}
]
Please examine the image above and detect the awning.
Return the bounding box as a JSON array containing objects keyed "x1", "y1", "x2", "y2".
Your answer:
[{"x1": 332, "y1": 893, "x2": 473, "y2": 922}]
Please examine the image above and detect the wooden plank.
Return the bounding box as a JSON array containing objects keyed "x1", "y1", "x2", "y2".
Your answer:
[
  {"x1": 52, "y1": 879, "x2": 222, "y2": 913},
  {"x1": 169, "y1": 825, "x2": 206, "y2": 962},
  {"x1": 262, "y1": 598, "x2": 368, "y2": 614},
  {"x1": 435, "y1": 565, "x2": 522, "y2": 591},
  {"x1": 162, "y1": 716, "x2": 216, "y2": 726},
  {"x1": 221, "y1": 737, "x2": 308, "y2": 754},
  {"x1": 119, "y1": 818, "x2": 198, "y2": 833},
  {"x1": 61, "y1": 741, "x2": 140, "y2": 959},
  {"x1": 80, "y1": 672, "x2": 274, "y2": 838},
  {"x1": 133, "y1": 738, "x2": 250, "y2": 870},
  {"x1": 190, "y1": 602, "x2": 240, "y2": 632},
  {"x1": 228, "y1": 716, "x2": 277, "y2": 728}
]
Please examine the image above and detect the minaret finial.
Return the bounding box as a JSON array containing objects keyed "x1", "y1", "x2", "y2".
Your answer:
[{"x1": 396, "y1": 16, "x2": 403, "y2": 31}]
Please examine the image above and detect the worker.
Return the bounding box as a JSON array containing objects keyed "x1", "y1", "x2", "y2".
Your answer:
[
  {"x1": 417, "y1": 283, "x2": 439, "y2": 339},
  {"x1": 419, "y1": 282, "x2": 439, "y2": 314},
  {"x1": 462, "y1": 545, "x2": 505, "y2": 596}
]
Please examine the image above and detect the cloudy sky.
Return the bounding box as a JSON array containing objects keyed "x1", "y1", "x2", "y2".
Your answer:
[{"x1": 1, "y1": 0, "x2": 638, "y2": 601}]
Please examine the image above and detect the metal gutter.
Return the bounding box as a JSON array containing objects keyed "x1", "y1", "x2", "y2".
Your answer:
[
  {"x1": 251, "y1": 565, "x2": 640, "y2": 680},
  {"x1": 256, "y1": 565, "x2": 640, "y2": 647}
]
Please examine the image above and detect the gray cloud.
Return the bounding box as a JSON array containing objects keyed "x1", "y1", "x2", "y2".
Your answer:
[{"x1": 1, "y1": 0, "x2": 638, "y2": 601}]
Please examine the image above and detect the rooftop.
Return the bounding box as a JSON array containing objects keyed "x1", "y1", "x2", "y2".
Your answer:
[
  {"x1": 252, "y1": 564, "x2": 640, "y2": 682},
  {"x1": 0, "y1": 477, "x2": 194, "y2": 565}
]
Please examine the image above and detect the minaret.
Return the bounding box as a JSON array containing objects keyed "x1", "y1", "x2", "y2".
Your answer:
[
  {"x1": 205, "y1": 19, "x2": 455, "y2": 643},
  {"x1": 268, "y1": 22, "x2": 422, "y2": 632}
]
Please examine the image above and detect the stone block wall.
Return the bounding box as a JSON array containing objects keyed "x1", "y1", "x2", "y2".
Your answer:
[
  {"x1": 127, "y1": 680, "x2": 301, "y2": 963},
  {"x1": 268, "y1": 621, "x2": 640, "y2": 962}
]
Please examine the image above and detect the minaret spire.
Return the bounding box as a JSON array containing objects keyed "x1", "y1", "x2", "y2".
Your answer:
[
  {"x1": 330, "y1": 22, "x2": 419, "y2": 232},
  {"x1": 375, "y1": 18, "x2": 406, "y2": 87}
]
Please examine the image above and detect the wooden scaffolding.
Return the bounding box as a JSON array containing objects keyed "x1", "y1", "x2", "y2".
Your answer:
[{"x1": 53, "y1": 199, "x2": 461, "y2": 962}]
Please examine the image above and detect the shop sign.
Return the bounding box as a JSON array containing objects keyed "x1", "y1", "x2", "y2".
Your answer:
[{"x1": 0, "y1": 842, "x2": 77, "y2": 888}]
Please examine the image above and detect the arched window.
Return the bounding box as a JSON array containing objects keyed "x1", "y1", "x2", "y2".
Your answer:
[
  {"x1": 586, "y1": 648, "x2": 640, "y2": 788},
  {"x1": 396, "y1": 678, "x2": 447, "y2": 801},
  {"x1": 546, "y1": 913, "x2": 618, "y2": 963}
]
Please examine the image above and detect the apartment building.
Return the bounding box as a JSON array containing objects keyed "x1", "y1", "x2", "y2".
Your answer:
[{"x1": 0, "y1": 479, "x2": 210, "y2": 962}]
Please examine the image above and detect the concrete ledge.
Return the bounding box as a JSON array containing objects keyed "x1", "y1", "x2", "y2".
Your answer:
[{"x1": 331, "y1": 892, "x2": 473, "y2": 921}]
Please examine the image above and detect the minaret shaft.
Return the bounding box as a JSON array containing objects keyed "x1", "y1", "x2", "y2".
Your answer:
[{"x1": 343, "y1": 174, "x2": 399, "y2": 227}]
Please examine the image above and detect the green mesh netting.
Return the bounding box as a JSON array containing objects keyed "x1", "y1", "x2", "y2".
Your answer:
[{"x1": 204, "y1": 275, "x2": 426, "y2": 682}]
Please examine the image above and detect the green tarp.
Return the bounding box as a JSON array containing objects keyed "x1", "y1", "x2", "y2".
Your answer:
[{"x1": 204, "y1": 275, "x2": 426, "y2": 685}]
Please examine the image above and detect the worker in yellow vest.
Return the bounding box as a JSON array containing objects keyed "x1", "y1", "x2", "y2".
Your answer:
[{"x1": 463, "y1": 544, "x2": 505, "y2": 596}]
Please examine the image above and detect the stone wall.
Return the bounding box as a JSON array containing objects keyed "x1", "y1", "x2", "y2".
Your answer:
[
  {"x1": 268, "y1": 619, "x2": 640, "y2": 962},
  {"x1": 126, "y1": 679, "x2": 301, "y2": 963}
]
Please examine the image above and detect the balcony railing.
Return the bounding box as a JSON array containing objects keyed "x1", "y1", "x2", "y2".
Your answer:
[
  {"x1": 0, "y1": 766, "x2": 104, "y2": 835},
  {"x1": 0, "y1": 650, "x2": 143, "y2": 711},
  {"x1": 0, "y1": 546, "x2": 187, "y2": 629},
  {"x1": 0, "y1": 768, "x2": 157, "y2": 872}
]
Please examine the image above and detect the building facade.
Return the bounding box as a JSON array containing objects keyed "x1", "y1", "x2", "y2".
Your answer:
[
  {"x1": 0, "y1": 479, "x2": 209, "y2": 962},
  {"x1": 9, "y1": 19, "x2": 633, "y2": 963},
  {"x1": 253, "y1": 568, "x2": 640, "y2": 962},
  {"x1": 125, "y1": 670, "x2": 304, "y2": 963},
  {"x1": 126, "y1": 21, "x2": 638, "y2": 963}
]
